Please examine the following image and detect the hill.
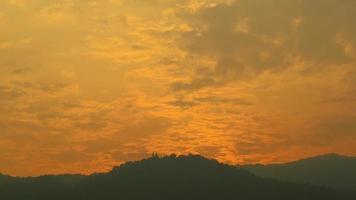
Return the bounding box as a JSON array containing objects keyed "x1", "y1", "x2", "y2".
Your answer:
[
  {"x1": 0, "y1": 154, "x2": 352, "y2": 200},
  {"x1": 241, "y1": 154, "x2": 356, "y2": 191}
]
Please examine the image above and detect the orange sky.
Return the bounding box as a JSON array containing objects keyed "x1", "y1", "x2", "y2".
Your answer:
[{"x1": 0, "y1": 0, "x2": 356, "y2": 176}]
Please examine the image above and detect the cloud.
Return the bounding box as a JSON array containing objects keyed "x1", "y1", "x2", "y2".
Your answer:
[
  {"x1": 52, "y1": 150, "x2": 94, "y2": 164},
  {"x1": 114, "y1": 116, "x2": 172, "y2": 142},
  {"x1": 312, "y1": 114, "x2": 356, "y2": 145},
  {"x1": 174, "y1": 0, "x2": 356, "y2": 91},
  {"x1": 111, "y1": 147, "x2": 151, "y2": 163},
  {"x1": 167, "y1": 99, "x2": 199, "y2": 108},
  {"x1": 1, "y1": 0, "x2": 356, "y2": 175},
  {"x1": 195, "y1": 96, "x2": 253, "y2": 106},
  {"x1": 0, "y1": 85, "x2": 25, "y2": 101},
  {"x1": 343, "y1": 69, "x2": 356, "y2": 94},
  {"x1": 195, "y1": 145, "x2": 221, "y2": 158},
  {"x1": 82, "y1": 114, "x2": 173, "y2": 152},
  {"x1": 172, "y1": 77, "x2": 222, "y2": 91}
]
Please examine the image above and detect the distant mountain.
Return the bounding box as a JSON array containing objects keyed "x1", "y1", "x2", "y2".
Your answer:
[
  {"x1": 241, "y1": 154, "x2": 356, "y2": 191},
  {"x1": 0, "y1": 174, "x2": 13, "y2": 185},
  {"x1": 0, "y1": 154, "x2": 352, "y2": 200},
  {"x1": 0, "y1": 174, "x2": 85, "y2": 200}
]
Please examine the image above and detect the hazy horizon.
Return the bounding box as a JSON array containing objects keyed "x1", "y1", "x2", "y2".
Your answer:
[{"x1": 0, "y1": 152, "x2": 352, "y2": 177}]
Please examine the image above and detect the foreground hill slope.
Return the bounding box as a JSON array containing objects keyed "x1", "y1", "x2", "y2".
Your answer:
[
  {"x1": 0, "y1": 154, "x2": 352, "y2": 200},
  {"x1": 241, "y1": 154, "x2": 356, "y2": 191},
  {"x1": 0, "y1": 174, "x2": 85, "y2": 200}
]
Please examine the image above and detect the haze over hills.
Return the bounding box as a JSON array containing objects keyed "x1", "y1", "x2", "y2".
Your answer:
[
  {"x1": 0, "y1": 154, "x2": 353, "y2": 200},
  {"x1": 241, "y1": 154, "x2": 356, "y2": 191}
]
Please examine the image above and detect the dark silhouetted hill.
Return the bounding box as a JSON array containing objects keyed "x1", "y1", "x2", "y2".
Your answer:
[
  {"x1": 0, "y1": 154, "x2": 353, "y2": 200},
  {"x1": 0, "y1": 174, "x2": 85, "y2": 200},
  {"x1": 241, "y1": 154, "x2": 356, "y2": 191}
]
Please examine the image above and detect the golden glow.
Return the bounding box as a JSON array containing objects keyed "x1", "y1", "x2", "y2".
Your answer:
[{"x1": 0, "y1": 0, "x2": 355, "y2": 176}]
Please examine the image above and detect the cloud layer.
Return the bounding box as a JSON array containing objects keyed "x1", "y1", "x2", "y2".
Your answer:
[{"x1": 0, "y1": 0, "x2": 355, "y2": 176}]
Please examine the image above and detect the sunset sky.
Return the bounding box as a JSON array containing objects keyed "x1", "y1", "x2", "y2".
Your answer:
[{"x1": 0, "y1": 0, "x2": 355, "y2": 176}]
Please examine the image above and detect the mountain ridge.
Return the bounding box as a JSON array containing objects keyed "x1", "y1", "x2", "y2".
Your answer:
[
  {"x1": 0, "y1": 154, "x2": 353, "y2": 200},
  {"x1": 240, "y1": 153, "x2": 356, "y2": 191}
]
